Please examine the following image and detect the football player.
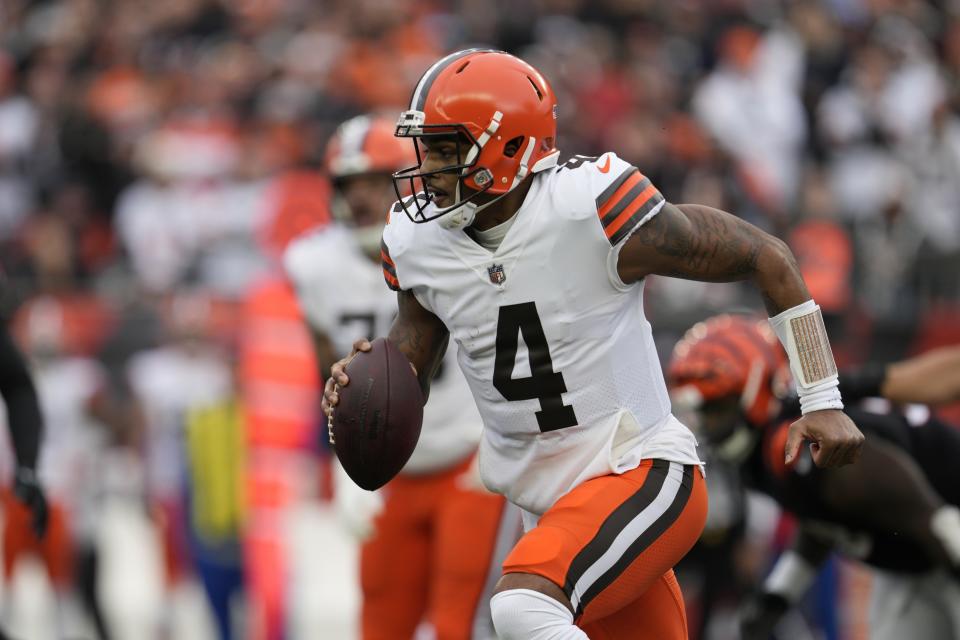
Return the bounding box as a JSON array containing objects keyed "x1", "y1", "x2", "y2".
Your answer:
[
  {"x1": 323, "y1": 49, "x2": 863, "y2": 639},
  {"x1": 668, "y1": 317, "x2": 960, "y2": 639},
  {"x1": 284, "y1": 114, "x2": 519, "y2": 640},
  {"x1": 0, "y1": 297, "x2": 50, "y2": 548}
]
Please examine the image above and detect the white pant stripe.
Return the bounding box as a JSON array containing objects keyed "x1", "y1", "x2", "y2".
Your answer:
[{"x1": 569, "y1": 462, "x2": 684, "y2": 612}]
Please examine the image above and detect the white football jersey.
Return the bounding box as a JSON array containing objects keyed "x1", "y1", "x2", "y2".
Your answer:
[
  {"x1": 284, "y1": 224, "x2": 481, "y2": 474},
  {"x1": 382, "y1": 153, "x2": 701, "y2": 515}
]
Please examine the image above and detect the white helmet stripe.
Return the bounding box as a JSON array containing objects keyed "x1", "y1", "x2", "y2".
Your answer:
[
  {"x1": 464, "y1": 111, "x2": 502, "y2": 166},
  {"x1": 510, "y1": 135, "x2": 537, "y2": 190},
  {"x1": 330, "y1": 115, "x2": 373, "y2": 176},
  {"x1": 339, "y1": 116, "x2": 371, "y2": 156}
]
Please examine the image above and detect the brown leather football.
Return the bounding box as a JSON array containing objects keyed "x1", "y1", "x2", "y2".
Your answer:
[{"x1": 331, "y1": 337, "x2": 424, "y2": 490}]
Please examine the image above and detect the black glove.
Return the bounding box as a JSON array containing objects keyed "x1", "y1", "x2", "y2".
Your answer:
[
  {"x1": 13, "y1": 467, "x2": 48, "y2": 539},
  {"x1": 740, "y1": 591, "x2": 790, "y2": 640},
  {"x1": 837, "y1": 363, "x2": 887, "y2": 402}
]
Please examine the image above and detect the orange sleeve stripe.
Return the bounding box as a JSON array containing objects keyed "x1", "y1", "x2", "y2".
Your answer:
[
  {"x1": 597, "y1": 172, "x2": 644, "y2": 219},
  {"x1": 380, "y1": 240, "x2": 396, "y2": 267},
  {"x1": 604, "y1": 183, "x2": 658, "y2": 239},
  {"x1": 382, "y1": 268, "x2": 400, "y2": 291},
  {"x1": 595, "y1": 167, "x2": 639, "y2": 210}
]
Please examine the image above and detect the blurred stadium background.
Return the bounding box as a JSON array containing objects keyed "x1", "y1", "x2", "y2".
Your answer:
[{"x1": 0, "y1": 0, "x2": 959, "y2": 638}]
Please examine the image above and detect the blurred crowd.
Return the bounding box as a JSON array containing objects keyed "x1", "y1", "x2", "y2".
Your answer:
[{"x1": 1, "y1": 0, "x2": 960, "y2": 638}]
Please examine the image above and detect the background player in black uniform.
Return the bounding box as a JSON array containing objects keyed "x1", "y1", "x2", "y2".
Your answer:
[
  {"x1": 668, "y1": 316, "x2": 960, "y2": 639},
  {"x1": 0, "y1": 297, "x2": 48, "y2": 538}
]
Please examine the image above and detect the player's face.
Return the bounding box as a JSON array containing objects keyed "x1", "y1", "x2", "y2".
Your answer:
[
  {"x1": 418, "y1": 136, "x2": 467, "y2": 207},
  {"x1": 338, "y1": 173, "x2": 395, "y2": 228}
]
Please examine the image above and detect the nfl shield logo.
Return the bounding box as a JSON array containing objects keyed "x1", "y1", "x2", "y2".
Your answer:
[{"x1": 487, "y1": 263, "x2": 506, "y2": 285}]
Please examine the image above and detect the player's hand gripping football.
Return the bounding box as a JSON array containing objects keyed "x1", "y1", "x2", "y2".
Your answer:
[
  {"x1": 14, "y1": 467, "x2": 49, "y2": 538},
  {"x1": 321, "y1": 339, "x2": 418, "y2": 422},
  {"x1": 784, "y1": 409, "x2": 864, "y2": 468},
  {"x1": 322, "y1": 339, "x2": 372, "y2": 422}
]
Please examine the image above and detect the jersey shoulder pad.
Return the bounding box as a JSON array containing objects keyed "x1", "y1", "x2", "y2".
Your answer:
[
  {"x1": 382, "y1": 194, "x2": 427, "y2": 253},
  {"x1": 553, "y1": 152, "x2": 665, "y2": 245},
  {"x1": 382, "y1": 201, "x2": 419, "y2": 292}
]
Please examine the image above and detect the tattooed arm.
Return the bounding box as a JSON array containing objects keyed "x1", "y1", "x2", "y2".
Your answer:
[
  {"x1": 388, "y1": 290, "x2": 449, "y2": 399},
  {"x1": 621, "y1": 203, "x2": 864, "y2": 468},
  {"x1": 617, "y1": 203, "x2": 810, "y2": 315},
  {"x1": 323, "y1": 290, "x2": 448, "y2": 415}
]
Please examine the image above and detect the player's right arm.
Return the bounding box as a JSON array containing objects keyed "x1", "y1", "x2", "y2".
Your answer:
[
  {"x1": 322, "y1": 289, "x2": 449, "y2": 415},
  {"x1": 307, "y1": 327, "x2": 340, "y2": 383},
  {"x1": 387, "y1": 289, "x2": 449, "y2": 394}
]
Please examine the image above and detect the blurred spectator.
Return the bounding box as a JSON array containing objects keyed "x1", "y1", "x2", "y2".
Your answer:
[
  {"x1": 693, "y1": 23, "x2": 807, "y2": 216},
  {"x1": 125, "y1": 292, "x2": 233, "y2": 634}
]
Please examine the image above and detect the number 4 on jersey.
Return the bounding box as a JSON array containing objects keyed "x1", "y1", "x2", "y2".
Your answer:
[{"x1": 493, "y1": 302, "x2": 578, "y2": 432}]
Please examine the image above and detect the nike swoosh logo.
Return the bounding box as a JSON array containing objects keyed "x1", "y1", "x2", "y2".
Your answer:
[{"x1": 597, "y1": 155, "x2": 611, "y2": 173}]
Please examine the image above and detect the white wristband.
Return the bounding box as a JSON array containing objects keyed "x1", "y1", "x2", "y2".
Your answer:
[
  {"x1": 764, "y1": 550, "x2": 817, "y2": 604},
  {"x1": 798, "y1": 379, "x2": 843, "y2": 414},
  {"x1": 769, "y1": 300, "x2": 844, "y2": 415}
]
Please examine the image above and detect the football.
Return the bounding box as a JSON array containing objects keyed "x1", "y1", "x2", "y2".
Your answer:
[{"x1": 331, "y1": 337, "x2": 424, "y2": 490}]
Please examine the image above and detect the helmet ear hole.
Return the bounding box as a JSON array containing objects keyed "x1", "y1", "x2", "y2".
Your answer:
[{"x1": 503, "y1": 136, "x2": 525, "y2": 158}]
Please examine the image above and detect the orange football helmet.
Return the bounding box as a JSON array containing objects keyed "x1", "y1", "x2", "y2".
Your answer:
[
  {"x1": 325, "y1": 115, "x2": 415, "y2": 253},
  {"x1": 392, "y1": 49, "x2": 560, "y2": 227},
  {"x1": 668, "y1": 314, "x2": 789, "y2": 428},
  {"x1": 325, "y1": 115, "x2": 415, "y2": 182}
]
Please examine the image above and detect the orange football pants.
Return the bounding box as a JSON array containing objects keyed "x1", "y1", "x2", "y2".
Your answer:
[
  {"x1": 503, "y1": 459, "x2": 707, "y2": 638},
  {"x1": 2, "y1": 490, "x2": 72, "y2": 589},
  {"x1": 360, "y1": 456, "x2": 516, "y2": 640}
]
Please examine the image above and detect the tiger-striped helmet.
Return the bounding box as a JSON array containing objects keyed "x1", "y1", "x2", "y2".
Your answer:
[{"x1": 668, "y1": 314, "x2": 789, "y2": 427}]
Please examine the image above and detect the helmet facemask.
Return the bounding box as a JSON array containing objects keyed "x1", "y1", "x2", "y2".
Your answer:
[{"x1": 393, "y1": 110, "x2": 530, "y2": 230}]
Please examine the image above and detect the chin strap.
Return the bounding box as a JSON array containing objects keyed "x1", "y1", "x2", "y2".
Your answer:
[
  {"x1": 439, "y1": 126, "x2": 560, "y2": 231},
  {"x1": 439, "y1": 183, "x2": 480, "y2": 230},
  {"x1": 440, "y1": 180, "x2": 514, "y2": 230}
]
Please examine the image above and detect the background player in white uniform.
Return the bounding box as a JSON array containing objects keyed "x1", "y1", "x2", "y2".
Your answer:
[
  {"x1": 284, "y1": 115, "x2": 519, "y2": 640},
  {"x1": 324, "y1": 50, "x2": 864, "y2": 640}
]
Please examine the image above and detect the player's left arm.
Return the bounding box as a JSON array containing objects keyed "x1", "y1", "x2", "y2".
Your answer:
[
  {"x1": 617, "y1": 202, "x2": 864, "y2": 468},
  {"x1": 618, "y1": 203, "x2": 806, "y2": 313}
]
